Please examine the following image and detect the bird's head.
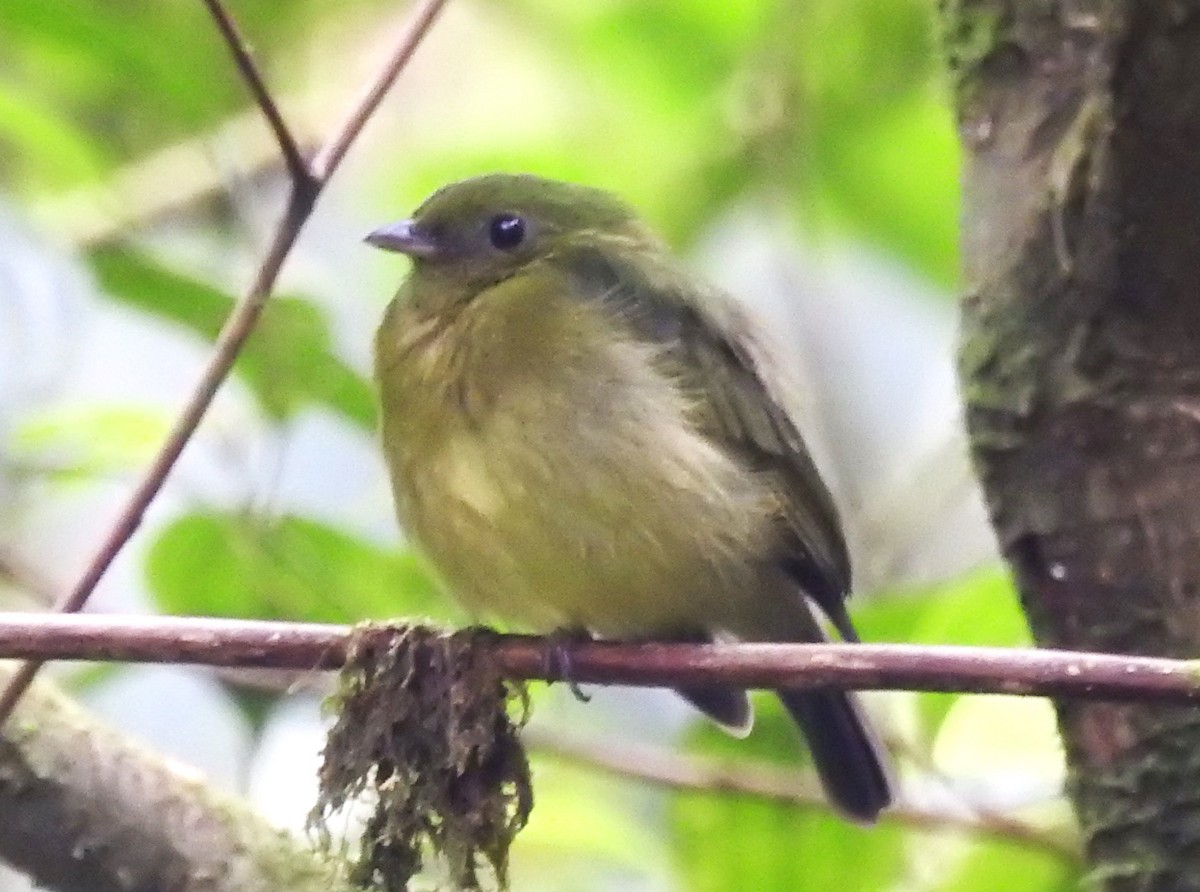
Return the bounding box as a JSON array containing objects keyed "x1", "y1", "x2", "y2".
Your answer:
[{"x1": 367, "y1": 173, "x2": 660, "y2": 297}]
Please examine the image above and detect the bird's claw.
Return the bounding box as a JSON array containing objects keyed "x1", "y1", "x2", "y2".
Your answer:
[{"x1": 543, "y1": 628, "x2": 593, "y2": 703}]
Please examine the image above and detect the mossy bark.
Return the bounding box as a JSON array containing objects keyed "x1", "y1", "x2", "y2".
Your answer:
[
  {"x1": 944, "y1": 1, "x2": 1200, "y2": 887},
  {"x1": 0, "y1": 662, "x2": 352, "y2": 892}
]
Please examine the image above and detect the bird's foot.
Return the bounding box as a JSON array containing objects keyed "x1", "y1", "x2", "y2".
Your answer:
[{"x1": 543, "y1": 627, "x2": 593, "y2": 703}]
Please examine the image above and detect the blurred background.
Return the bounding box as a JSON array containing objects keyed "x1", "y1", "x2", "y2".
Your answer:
[{"x1": 0, "y1": 1, "x2": 1077, "y2": 889}]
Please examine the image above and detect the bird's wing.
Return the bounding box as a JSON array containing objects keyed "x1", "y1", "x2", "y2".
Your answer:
[{"x1": 560, "y1": 243, "x2": 854, "y2": 631}]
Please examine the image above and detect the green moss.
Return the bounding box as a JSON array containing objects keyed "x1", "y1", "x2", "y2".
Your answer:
[
  {"x1": 310, "y1": 624, "x2": 532, "y2": 891},
  {"x1": 936, "y1": 0, "x2": 1009, "y2": 99}
]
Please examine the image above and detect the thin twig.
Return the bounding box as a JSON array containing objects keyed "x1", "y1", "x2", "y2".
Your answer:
[
  {"x1": 0, "y1": 613, "x2": 1198, "y2": 705},
  {"x1": 200, "y1": 0, "x2": 312, "y2": 186},
  {"x1": 310, "y1": 0, "x2": 449, "y2": 182},
  {"x1": 0, "y1": 0, "x2": 450, "y2": 727},
  {"x1": 0, "y1": 191, "x2": 314, "y2": 724},
  {"x1": 525, "y1": 729, "x2": 1080, "y2": 860}
]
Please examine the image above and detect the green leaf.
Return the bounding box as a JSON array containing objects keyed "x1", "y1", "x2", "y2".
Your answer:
[
  {"x1": 812, "y1": 90, "x2": 961, "y2": 287},
  {"x1": 775, "y1": 0, "x2": 958, "y2": 285},
  {"x1": 0, "y1": 0, "x2": 337, "y2": 191},
  {"x1": 90, "y1": 247, "x2": 376, "y2": 429},
  {"x1": 855, "y1": 566, "x2": 1028, "y2": 649},
  {"x1": 0, "y1": 81, "x2": 109, "y2": 189},
  {"x1": 11, "y1": 404, "x2": 168, "y2": 483},
  {"x1": 855, "y1": 565, "x2": 1029, "y2": 738},
  {"x1": 936, "y1": 837, "x2": 1079, "y2": 892},
  {"x1": 672, "y1": 696, "x2": 904, "y2": 891},
  {"x1": 672, "y1": 785, "x2": 905, "y2": 892},
  {"x1": 515, "y1": 760, "x2": 669, "y2": 877},
  {"x1": 146, "y1": 512, "x2": 447, "y2": 623}
]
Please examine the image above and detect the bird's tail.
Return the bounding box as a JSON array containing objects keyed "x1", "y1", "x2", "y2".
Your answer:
[
  {"x1": 675, "y1": 603, "x2": 892, "y2": 821},
  {"x1": 777, "y1": 686, "x2": 891, "y2": 823},
  {"x1": 759, "y1": 594, "x2": 893, "y2": 822}
]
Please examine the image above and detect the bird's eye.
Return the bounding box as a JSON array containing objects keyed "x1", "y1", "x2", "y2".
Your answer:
[{"x1": 488, "y1": 213, "x2": 526, "y2": 251}]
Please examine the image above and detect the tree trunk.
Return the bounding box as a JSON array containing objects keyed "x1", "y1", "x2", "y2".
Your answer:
[{"x1": 945, "y1": 1, "x2": 1200, "y2": 887}]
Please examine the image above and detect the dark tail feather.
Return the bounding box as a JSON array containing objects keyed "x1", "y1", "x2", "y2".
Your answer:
[
  {"x1": 677, "y1": 686, "x2": 753, "y2": 737},
  {"x1": 778, "y1": 687, "x2": 892, "y2": 823}
]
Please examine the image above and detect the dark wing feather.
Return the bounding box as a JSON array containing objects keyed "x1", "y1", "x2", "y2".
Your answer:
[
  {"x1": 562, "y1": 243, "x2": 855, "y2": 636},
  {"x1": 562, "y1": 243, "x2": 891, "y2": 820}
]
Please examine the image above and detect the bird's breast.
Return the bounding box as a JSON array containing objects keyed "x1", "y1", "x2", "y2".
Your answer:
[{"x1": 375, "y1": 293, "x2": 777, "y2": 635}]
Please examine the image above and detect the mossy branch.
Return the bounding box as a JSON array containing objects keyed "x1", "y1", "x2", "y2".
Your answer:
[{"x1": 0, "y1": 662, "x2": 353, "y2": 892}]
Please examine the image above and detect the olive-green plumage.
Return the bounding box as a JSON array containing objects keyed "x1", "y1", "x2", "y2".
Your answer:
[{"x1": 370, "y1": 174, "x2": 891, "y2": 821}]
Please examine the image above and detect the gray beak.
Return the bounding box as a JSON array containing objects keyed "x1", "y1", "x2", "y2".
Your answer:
[{"x1": 365, "y1": 220, "x2": 440, "y2": 258}]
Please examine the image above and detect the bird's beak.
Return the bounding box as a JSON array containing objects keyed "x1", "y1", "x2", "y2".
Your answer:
[{"x1": 365, "y1": 220, "x2": 440, "y2": 258}]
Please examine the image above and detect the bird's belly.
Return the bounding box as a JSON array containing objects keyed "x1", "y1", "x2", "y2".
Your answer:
[
  {"x1": 399, "y1": 410, "x2": 771, "y2": 639},
  {"x1": 432, "y1": 510, "x2": 756, "y2": 638}
]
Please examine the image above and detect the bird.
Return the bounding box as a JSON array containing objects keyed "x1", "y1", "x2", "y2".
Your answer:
[{"x1": 368, "y1": 173, "x2": 892, "y2": 821}]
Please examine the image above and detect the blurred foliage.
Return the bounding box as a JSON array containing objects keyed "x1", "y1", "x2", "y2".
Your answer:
[
  {"x1": 0, "y1": 2, "x2": 1071, "y2": 891},
  {"x1": 390, "y1": 0, "x2": 960, "y2": 285},
  {"x1": 675, "y1": 703, "x2": 906, "y2": 890},
  {"x1": 11, "y1": 404, "x2": 168, "y2": 483},
  {"x1": 91, "y1": 247, "x2": 376, "y2": 428},
  {"x1": 673, "y1": 789, "x2": 907, "y2": 892},
  {"x1": 675, "y1": 575, "x2": 1076, "y2": 891},
  {"x1": 0, "y1": 0, "x2": 340, "y2": 191},
  {"x1": 517, "y1": 759, "x2": 673, "y2": 884},
  {"x1": 147, "y1": 511, "x2": 447, "y2": 623},
  {"x1": 940, "y1": 839, "x2": 1077, "y2": 892},
  {"x1": 857, "y1": 567, "x2": 1030, "y2": 734}
]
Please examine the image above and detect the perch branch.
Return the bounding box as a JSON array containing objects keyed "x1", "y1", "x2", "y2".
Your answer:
[{"x1": 0, "y1": 614, "x2": 1197, "y2": 704}]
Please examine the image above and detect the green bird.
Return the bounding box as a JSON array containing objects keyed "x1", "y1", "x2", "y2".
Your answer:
[{"x1": 369, "y1": 174, "x2": 892, "y2": 822}]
